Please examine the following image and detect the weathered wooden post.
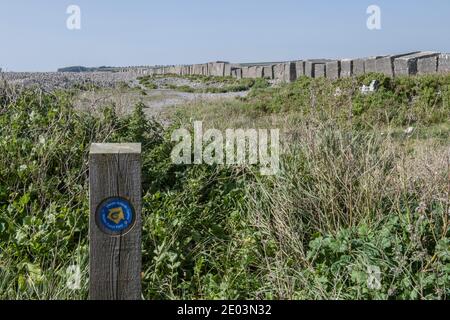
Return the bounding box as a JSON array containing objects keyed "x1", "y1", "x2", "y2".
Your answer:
[{"x1": 89, "y1": 143, "x2": 142, "y2": 300}]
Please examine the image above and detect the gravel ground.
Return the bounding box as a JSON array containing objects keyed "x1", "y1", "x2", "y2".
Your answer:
[{"x1": 1, "y1": 71, "x2": 138, "y2": 91}]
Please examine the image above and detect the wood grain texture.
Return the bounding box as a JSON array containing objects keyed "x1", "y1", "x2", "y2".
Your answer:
[{"x1": 89, "y1": 144, "x2": 142, "y2": 300}]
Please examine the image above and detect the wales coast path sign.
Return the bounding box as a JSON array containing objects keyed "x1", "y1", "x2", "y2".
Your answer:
[{"x1": 89, "y1": 143, "x2": 142, "y2": 300}]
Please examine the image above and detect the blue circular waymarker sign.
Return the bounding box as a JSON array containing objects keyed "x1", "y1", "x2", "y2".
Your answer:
[{"x1": 96, "y1": 197, "x2": 135, "y2": 235}]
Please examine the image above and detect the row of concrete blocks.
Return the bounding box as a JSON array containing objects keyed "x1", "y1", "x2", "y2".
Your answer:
[
  {"x1": 149, "y1": 62, "x2": 231, "y2": 77},
  {"x1": 332, "y1": 52, "x2": 450, "y2": 79},
  {"x1": 146, "y1": 52, "x2": 450, "y2": 82},
  {"x1": 147, "y1": 62, "x2": 298, "y2": 82}
]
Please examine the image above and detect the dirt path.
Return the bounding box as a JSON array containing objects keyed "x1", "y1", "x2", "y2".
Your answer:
[
  {"x1": 74, "y1": 86, "x2": 248, "y2": 119},
  {"x1": 143, "y1": 89, "x2": 248, "y2": 109}
]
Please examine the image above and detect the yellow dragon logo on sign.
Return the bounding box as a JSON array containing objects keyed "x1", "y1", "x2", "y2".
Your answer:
[{"x1": 107, "y1": 207, "x2": 125, "y2": 225}]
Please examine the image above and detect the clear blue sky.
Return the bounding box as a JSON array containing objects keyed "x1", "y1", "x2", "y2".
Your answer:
[{"x1": 1, "y1": 0, "x2": 449, "y2": 71}]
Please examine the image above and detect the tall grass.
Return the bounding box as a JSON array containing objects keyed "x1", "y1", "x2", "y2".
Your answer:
[{"x1": 246, "y1": 128, "x2": 448, "y2": 299}]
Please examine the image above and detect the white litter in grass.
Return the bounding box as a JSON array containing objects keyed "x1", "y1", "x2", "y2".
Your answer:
[{"x1": 361, "y1": 80, "x2": 379, "y2": 94}]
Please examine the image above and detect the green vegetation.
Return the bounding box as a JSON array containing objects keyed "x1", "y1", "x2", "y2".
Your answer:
[
  {"x1": 138, "y1": 74, "x2": 269, "y2": 93},
  {"x1": 0, "y1": 73, "x2": 448, "y2": 299},
  {"x1": 245, "y1": 73, "x2": 450, "y2": 127}
]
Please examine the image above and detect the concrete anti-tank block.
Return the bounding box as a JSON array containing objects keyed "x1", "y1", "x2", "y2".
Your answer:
[
  {"x1": 375, "y1": 57, "x2": 394, "y2": 76},
  {"x1": 305, "y1": 60, "x2": 331, "y2": 78},
  {"x1": 235, "y1": 68, "x2": 243, "y2": 79},
  {"x1": 241, "y1": 66, "x2": 250, "y2": 78},
  {"x1": 364, "y1": 58, "x2": 376, "y2": 73},
  {"x1": 438, "y1": 54, "x2": 450, "y2": 73},
  {"x1": 257, "y1": 66, "x2": 265, "y2": 78},
  {"x1": 192, "y1": 64, "x2": 202, "y2": 75},
  {"x1": 394, "y1": 52, "x2": 439, "y2": 76},
  {"x1": 258, "y1": 66, "x2": 265, "y2": 78},
  {"x1": 353, "y1": 59, "x2": 365, "y2": 76},
  {"x1": 326, "y1": 61, "x2": 340, "y2": 80},
  {"x1": 375, "y1": 52, "x2": 419, "y2": 77},
  {"x1": 174, "y1": 66, "x2": 182, "y2": 75},
  {"x1": 273, "y1": 64, "x2": 285, "y2": 80},
  {"x1": 295, "y1": 61, "x2": 305, "y2": 78},
  {"x1": 224, "y1": 63, "x2": 232, "y2": 77},
  {"x1": 341, "y1": 59, "x2": 353, "y2": 77},
  {"x1": 247, "y1": 66, "x2": 262, "y2": 78},
  {"x1": 217, "y1": 62, "x2": 225, "y2": 76},
  {"x1": 208, "y1": 62, "x2": 227, "y2": 77},
  {"x1": 304, "y1": 61, "x2": 314, "y2": 77},
  {"x1": 364, "y1": 56, "x2": 385, "y2": 73},
  {"x1": 284, "y1": 62, "x2": 297, "y2": 82},
  {"x1": 231, "y1": 68, "x2": 243, "y2": 79},
  {"x1": 314, "y1": 64, "x2": 326, "y2": 78},
  {"x1": 417, "y1": 56, "x2": 438, "y2": 74},
  {"x1": 263, "y1": 65, "x2": 274, "y2": 79},
  {"x1": 207, "y1": 63, "x2": 213, "y2": 76},
  {"x1": 200, "y1": 64, "x2": 207, "y2": 75},
  {"x1": 202, "y1": 64, "x2": 208, "y2": 76}
]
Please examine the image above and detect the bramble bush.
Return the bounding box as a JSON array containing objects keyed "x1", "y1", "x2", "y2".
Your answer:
[{"x1": 246, "y1": 73, "x2": 450, "y2": 130}]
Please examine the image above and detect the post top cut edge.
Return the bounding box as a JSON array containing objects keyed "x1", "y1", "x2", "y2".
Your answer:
[{"x1": 90, "y1": 143, "x2": 141, "y2": 154}]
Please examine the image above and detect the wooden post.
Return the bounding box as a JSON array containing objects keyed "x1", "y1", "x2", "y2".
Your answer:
[{"x1": 89, "y1": 143, "x2": 142, "y2": 300}]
